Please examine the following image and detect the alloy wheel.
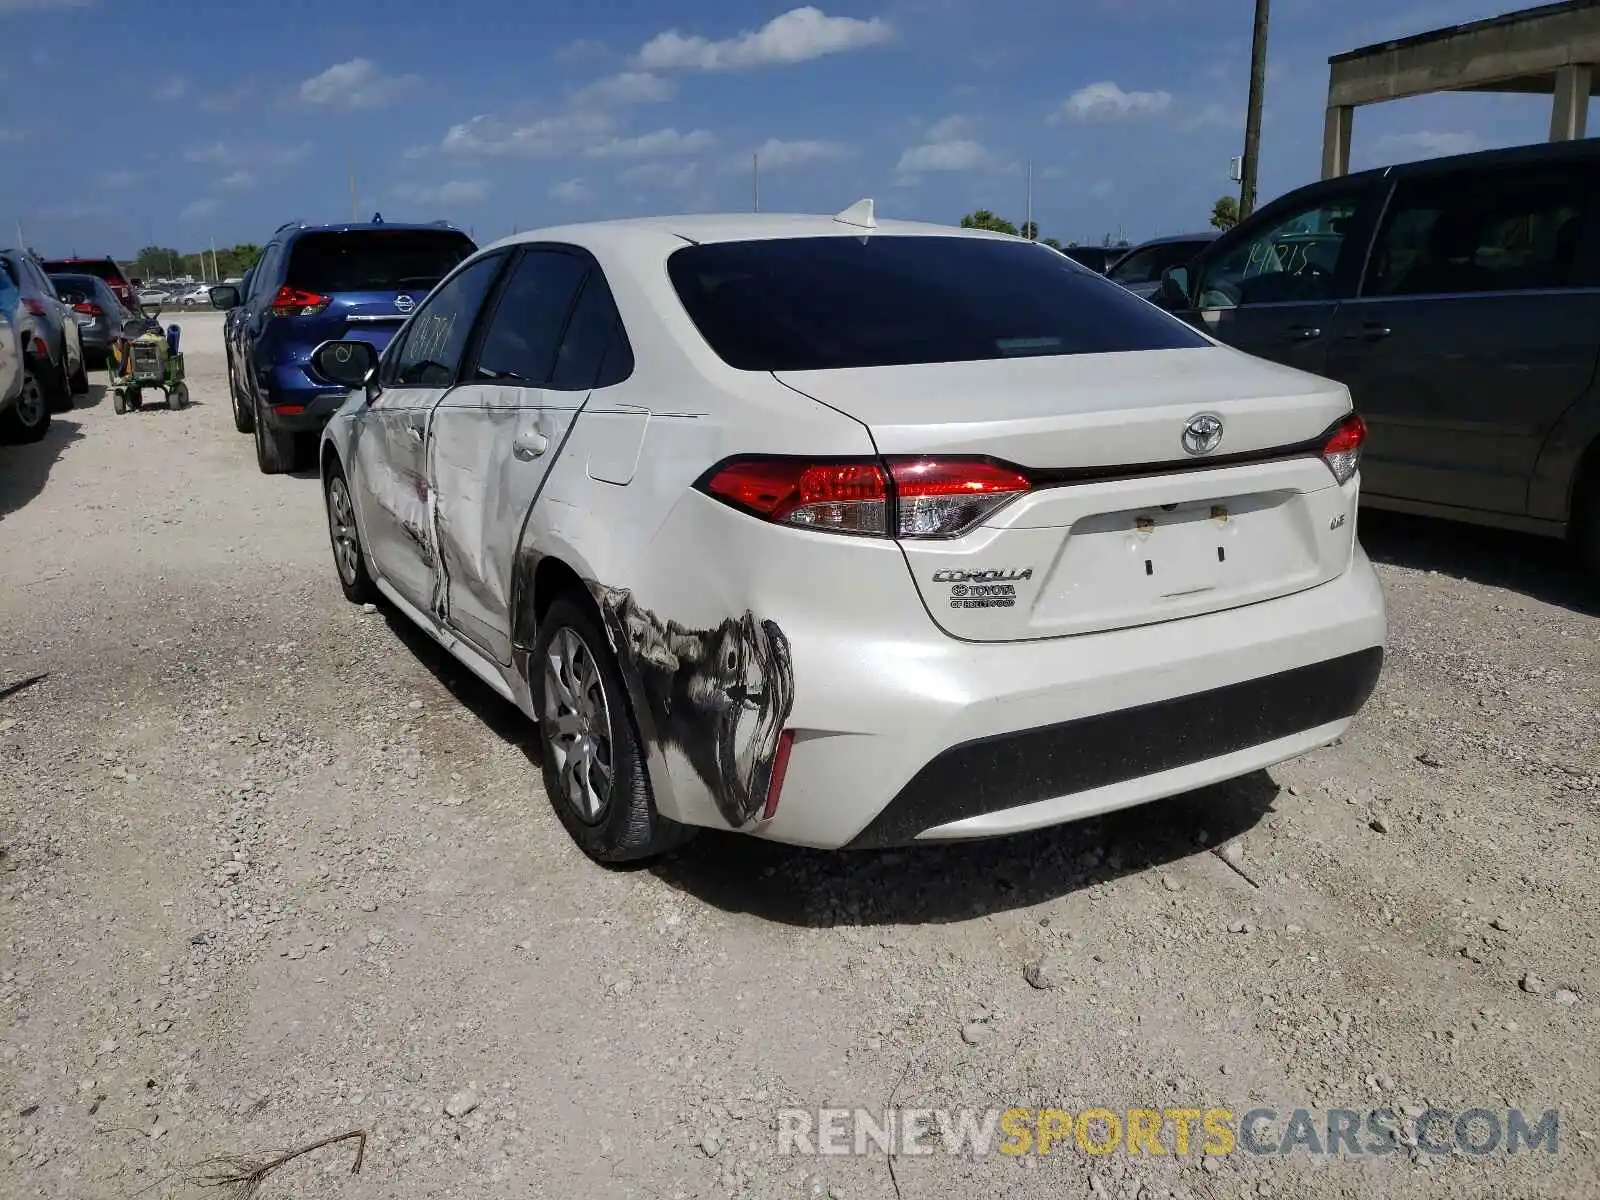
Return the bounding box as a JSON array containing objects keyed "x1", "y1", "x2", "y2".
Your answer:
[
  {"x1": 541, "y1": 627, "x2": 615, "y2": 824},
  {"x1": 326, "y1": 476, "x2": 360, "y2": 586},
  {"x1": 14, "y1": 373, "x2": 45, "y2": 430}
]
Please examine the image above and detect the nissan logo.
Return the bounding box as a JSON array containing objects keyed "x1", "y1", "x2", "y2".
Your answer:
[
  {"x1": 1181, "y1": 413, "x2": 1225, "y2": 456},
  {"x1": 394, "y1": 294, "x2": 416, "y2": 314}
]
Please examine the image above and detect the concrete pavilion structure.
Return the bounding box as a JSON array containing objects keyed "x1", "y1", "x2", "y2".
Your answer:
[{"x1": 1323, "y1": 0, "x2": 1600, "y2": 178}]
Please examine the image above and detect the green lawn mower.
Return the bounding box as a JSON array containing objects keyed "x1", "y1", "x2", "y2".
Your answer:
[{"x1": 109, "y1": 303, "x2": 189, "y2": 414}]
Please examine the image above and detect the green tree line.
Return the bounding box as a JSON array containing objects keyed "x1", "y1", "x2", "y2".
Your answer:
[
  {"x1": 957, "y1": 210, "x2": 1132, "y2": 251},
  {"x1": 129, "y1": 244, "x2": 264, "y2": 281}
]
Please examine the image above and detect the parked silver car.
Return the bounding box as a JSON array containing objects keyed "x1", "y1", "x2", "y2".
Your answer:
[
  {"x1": 0, "y1": 267, "x2": 44, "y2": 443},
  {"x1": 0, "y1": 248, "x2": 86, "y2": 413}
]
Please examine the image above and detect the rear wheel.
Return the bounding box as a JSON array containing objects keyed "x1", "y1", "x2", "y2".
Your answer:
[
  {"x1": 69, "y1": 355, "x2": 88, "y2": 396},
  {"x1": 46, "y1": 344, "x2": 73, "y2": 412},
  {"x1": 324, "y1": 465, "x2": 378, "y2": 604},
  {"x1": 531, "y1": 596, "x2": 694, "y2": 864},
  {"x1": 112, "y1": 389, "x2": 127, "y2": 415},
  {"x1": 1575, "y1": 465, "x2": 1600, "y2": 585},
  {"x1": 167, "y1": 382, "x2": 188, "y2": 411},
  {"x1": 253, "y1": 399, "x2": 299, "y2": 474},
  {"x1": 0, "y1": 370, "x2": 50, "y2": 443}
]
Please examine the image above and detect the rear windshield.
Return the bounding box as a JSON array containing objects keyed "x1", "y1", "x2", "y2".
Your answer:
[
  {"x1": 667, "y1": 236, "x2": 1209, "y2": 371},
  {"x1": 285, "y1": 230, "x2": 476, "y2": 294},
  {"x1": 51, "y1": 276, "x2": 99, "y2": 303},
  {"x1": 42, "y1": 259, "x2": 124, "y2": 283}
]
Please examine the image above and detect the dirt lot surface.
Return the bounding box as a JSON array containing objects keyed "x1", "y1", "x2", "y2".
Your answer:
[{"x1": 1, "y1": 312, "x2": 1597, "y2": 1200}]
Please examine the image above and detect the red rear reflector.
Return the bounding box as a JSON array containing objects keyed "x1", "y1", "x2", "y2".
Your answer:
[
  {"x1": 274, "y1": 405, "x2": 306, "y2": 415},
  {"x1": 268, "y1": 285, "x2": 330, "y2": 318},
  {"x1": 762, "y1": 729, "x2": 796, "y2": 821},
  {"x1": 1321, "y1": 411, "x2": 1367, "y2": 485}
]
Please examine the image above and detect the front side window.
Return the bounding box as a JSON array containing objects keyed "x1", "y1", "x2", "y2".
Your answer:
[
  {"x1": 1195, "y1": 195, "x2": 1361, "y2": 308},
  {"x1": 387, "y1": 253, "x2": 506, "y2": 388},
  {"x1": 668, "y1": 236, "x2": 1208, "y2": 372},
  {"x1": 1363, "y1": 168, "x2": 1589, "y2": 297}
]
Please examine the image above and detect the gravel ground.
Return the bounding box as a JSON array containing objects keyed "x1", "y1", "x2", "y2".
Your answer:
[{"x1": 1, "y1": 312, "x2": 1596, "y2": 1200}]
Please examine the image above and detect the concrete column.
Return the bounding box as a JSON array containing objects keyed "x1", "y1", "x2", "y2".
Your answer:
[
  {"x1": 1550, "y1": 64, "x2": 1591, "y2": 140},
  {"x1": 1322, "y1": 105, "x2": 1354, "y2": 179}
]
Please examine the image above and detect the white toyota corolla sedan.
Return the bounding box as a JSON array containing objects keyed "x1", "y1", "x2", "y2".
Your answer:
[{"x1": 312, "y1": 203, "x2": 1386, "y2": 863}]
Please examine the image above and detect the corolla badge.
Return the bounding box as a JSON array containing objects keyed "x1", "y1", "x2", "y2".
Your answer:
[
  {"x1": 394, "y1": 294, "x2": 416, "y2": 314},
  {"x1": 1181, "y1": 412, "x2": 1225, "y2": 456}
]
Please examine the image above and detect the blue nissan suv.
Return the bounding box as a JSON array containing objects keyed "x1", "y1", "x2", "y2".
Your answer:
[{"x1": 212, "y1": 216, "x2": 477, "y2": 473}]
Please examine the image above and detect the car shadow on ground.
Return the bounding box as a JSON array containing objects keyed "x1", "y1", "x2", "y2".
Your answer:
[
  {"x1": 0, "y1": 416, "x2": 85, "y2": 522},
  {"x1": 652, "y1": 771, "x2": 1280, "y2": 926},
  {"x1": 71, "y1": 382, "x2": 108, "y2": 411},
  {"x1": 1358, "y1": 509, "x2": 1598, "y2": 616}
]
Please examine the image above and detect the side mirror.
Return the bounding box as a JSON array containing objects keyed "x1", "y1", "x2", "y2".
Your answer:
[
  {"x1": 311, "y1": 339, "x2": 378, "y2": 390},
  {"x1": 209, "y1": 284, "x2": 241, "y2": 311},
  {"x1": 130, "y1": 277, "x2": 144, "y2": 287},
  {"x1": 1155, "y1": 266, "x2": 1190, "y2": 310}
]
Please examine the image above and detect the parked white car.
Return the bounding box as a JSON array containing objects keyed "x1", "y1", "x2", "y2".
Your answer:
[{"x1": 310, "y1": 205, "x2": 1387, "y2": 863}]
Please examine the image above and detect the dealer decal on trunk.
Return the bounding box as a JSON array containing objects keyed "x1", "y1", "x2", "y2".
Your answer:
[{"x1": 932, "y1": 567, "x2": 1035, "y2": 610}]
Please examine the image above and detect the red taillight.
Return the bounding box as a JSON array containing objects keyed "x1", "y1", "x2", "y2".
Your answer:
[
  {"x1": 72, "y1": 301, "x2": 103, "y2": 317},
  {"x1": 268, "y1": 285, "x2": 330, "y2": 318},
  {"x1": 888, "y1": 458, "x2": 1032, "y2": 538},
  {"x1": 1321, "y1": 411, "x2": 1367, "y2": 485},
  {"x1": 699, "y1": 456, "x2": 1031, "y2": 539},
  {"x1": 762, "y1": 728, "x2": 796, "y2": 821},
  {"x1": 21, "y1": 297, "x2": 46, "y2": 317}
]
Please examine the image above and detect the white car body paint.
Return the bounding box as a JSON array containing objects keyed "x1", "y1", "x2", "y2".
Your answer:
[
  {"x1": 320, "y1": 212, "x2": 1387, "y2": 851},
  {"x1": 0, "y1": 311, "x2": 22, "y2": 411}
]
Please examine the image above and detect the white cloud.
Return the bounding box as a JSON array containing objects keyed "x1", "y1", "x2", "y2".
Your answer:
[
  {"x1": 551, "y1": 178, "x2": 592, "y2": 202},
  {"x1": 924, "y1": 114, "x2": 976, "y2": 142},
  {"x1": 896, "y1": 138, "x2": 989, "y2": 173},
  {"x1": 155, "y1": 77, "x2": 186, "y2": 102},
  {"x1": 637, "y1": 6, "x2": 893, "y2": 71},
  {"x1": 0, "y1": 0, "x2": 93, "y2": 10},
  {"x1": 392, "y1": 179, "x2": 489, "y2": 205},
  {"x1": 1052, "y1": 81, "x2": 1172, "y2": 123},
  {"x1": 201, "y1": 82, "x2": 254, "y2": 113},
  {"x1": 555, "y1": 38, "x2": 608, "y2": 63},
  {"x1": 180, "y1": 198, "x2": 220, "y2": 222},
  {"x1": 440, "y1": 112, "x2": 612, "y2": 157},
  {"x1": 218, "y1": 170, "x2": 256, "y2": 191},
  {"x1": 1370, "y1": 131, "x2": 1488, "y2": 161},
  {"x1": 620, "y1": 161, "x2": 700, "y2": 190},
  {"x1": 743, "y1": 137, "x2": 852, "y2": 170},
  {"x1": 185, "y1": 140, "x2": 309, "y2": 170},
  {"x1": 299, "y1": 58, "x2": 421, "y2": 110},
  {"x1": 585, "y1": 127, "x2": 715, "y2": 158},
  {"x1": 570, "y1": 71, "x2": 675, "y2": 109}
]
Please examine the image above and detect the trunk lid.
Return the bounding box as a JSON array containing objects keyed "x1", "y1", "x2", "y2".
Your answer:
[{"x1": 775, "y1": 347, "x2": 1358, "y2": 641}]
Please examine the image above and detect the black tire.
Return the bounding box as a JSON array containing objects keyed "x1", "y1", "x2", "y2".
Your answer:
[
  {"x1": 1575, "y1": 467, "x2": 1600, "y2": 585},
  {"x1": 46, "y1": 346, "x2": 73, "y2": 412},
  {"x1": 166, "y1": 383, "x2": 187, "y2": 411},
  {"x1": 126, "y1": 386, "x2": 142, "y2": 410},
  {"x1": 112, "y1": 389, "x2": 127, "y2": 415},
  {"x1": 0, "y1": 369, "x2": 50, "y2": 443},
  {"x1": 69, "y1": 356, "x2": 88, "y2": 396},
  {"x1": 253, "y1": 399, "x2": 298, "y2": 474},
  {"x1": 228, "y1": 355, "x2": 253, "y2": 433},
  {"x1": 323, "y1": 464, "x2": 379, "y2": 604},
  {"x1": 530, "y1": 595, "x2": 694, "y2": 864}
]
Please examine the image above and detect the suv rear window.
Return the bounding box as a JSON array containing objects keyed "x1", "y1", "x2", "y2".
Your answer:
[
  {"x1": 667, "y1": 236, "x2": 1209, "y2": 371},
  {"x1": 52, "y1": 276, "x2": 98, "y2": 304},
  {"x1": 42, "y1": 259, "x2": 125, "y2": 284},
  {"x1": 285, "y1": 230, "x2": 476, "y2": 294}
]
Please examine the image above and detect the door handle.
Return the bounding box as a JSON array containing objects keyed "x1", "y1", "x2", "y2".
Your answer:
[
  {"x1": 1361, "y1": 322, "x2": 1392, "y2": 340},
  {"x1": 512, "y1": 430, "x2": 549, "y2": 461},
  {"x1": 1285, "y1": 325, "x2": 1322, "y2": 341},
  {"x1": 405, "y1": 423, "x2": 423, "y2": 443}
]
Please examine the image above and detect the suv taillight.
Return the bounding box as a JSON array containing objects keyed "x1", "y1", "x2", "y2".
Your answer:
[
  {"x1": 73, "y1": 301, "x2": 103, "y2": 317},
  {"x1": 268, "y1": 285, "x2": 330, "y2": 318},
  {"x1": 1321, "y1": 412, "x2": 1367, "y2": 485},
  {"x1": 698, "y1": 456, "x2": 1031, "y2": 539}
]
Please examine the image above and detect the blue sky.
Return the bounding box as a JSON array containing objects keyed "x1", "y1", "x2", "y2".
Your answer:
[{"x1": 0, "y1": 0, "x2": 1580, "y2": 256}]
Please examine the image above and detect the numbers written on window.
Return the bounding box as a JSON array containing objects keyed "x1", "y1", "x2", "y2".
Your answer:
[
  {"x1": 1196, "y1": 197, "x2": 1359, "y2": 309},
  {"x1": 1364, "y1": 169, "x2": 1589, "y2": 298},
  {"x1": 389, "y1": 253, "x2": 506, "y2": 388}
]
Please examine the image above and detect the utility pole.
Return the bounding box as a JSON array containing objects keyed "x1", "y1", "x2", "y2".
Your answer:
[
  {"x1": 1239, "y1": 0, "x2": 1271, "y2": 220},
  {"x1": 1026, "y1": 159, "x2": 1035, "y2": 239},
  {"x1": 752, "y1": 153, "x2": 760, "y2": 212}
]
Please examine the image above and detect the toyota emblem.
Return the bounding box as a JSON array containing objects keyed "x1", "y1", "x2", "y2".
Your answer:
[
  {"x1": 1181, "y1": 413, "x2": 1225, "y2": 456},
  {"x1": 394, "y1": 294, "x2": 415, "y2": 314}
]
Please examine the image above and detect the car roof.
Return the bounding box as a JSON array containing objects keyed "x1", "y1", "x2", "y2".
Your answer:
[
  {"x1": 1125, "y1": 231, "x2": 1218, "y2": 248},
  {"x1": 280, "y1": 220, "x2": 468, "y2": 240},
  {"x1": 1330, "y1": 134, "x2": 1600, "y2": 189},
  {"x1": 481, "y1": 211, "x2": 1018, "y2": 256},
  {"x1": 41, "y1": 255, "x2": 120, "y2": 265}
]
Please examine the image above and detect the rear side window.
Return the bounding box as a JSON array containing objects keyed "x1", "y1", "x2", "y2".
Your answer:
[
  {"x1": 1109, "y1": 241, "x2": 1210, "y2": 285},
  {"x1": 472, "y1": 250, "x2": 589, "y2": 385},
  {"x1": 550, "y1": 274, "x2": 633, "y2": 390},
  {"x1": 1364, "y1": 167, "x2": 1593, "y2": 297},
  {"x1": 286, "y1": 230, "x2": 475, "y2": 294},
  {"x1": 667, "y1": 236, "x2": 1208, "y2": 372}
]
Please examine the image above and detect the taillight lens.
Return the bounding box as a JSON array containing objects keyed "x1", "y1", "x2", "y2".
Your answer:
[
  {"x1": 268, "y1": 285, "x2": 330, "y2": 317},
  {"x1": 72, "y1": 301, "x2": 103, "y2": 317},
  {"x1": 888, "y1": 458, "x2": 1032, "y2": 538},
  {"x1": 699, "y1": 456, "x2": 1031, "y2": 539},
  {"x1": 1321, "y1": 411, "x2": 1367, "y2": 485}
]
